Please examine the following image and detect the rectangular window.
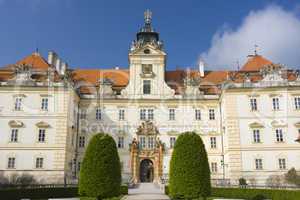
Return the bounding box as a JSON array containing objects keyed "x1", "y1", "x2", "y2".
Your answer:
[
  {"x1": 96, "y1": 108, "x2": 102, "y2": 120},
  {"x1": 140, "y1": 109, "x2": 146, "y2": 120},
  {"x1": 276, "y1": 129, "x2": 284, "y2": 142},
  {"x1": 295, "y1": 97, "x2": 300, "y2": 110},
  {"x1": 253, "y1": 129, "x2": 261, "y2": 143},
  {"x1": 148, "y1": 137, "x2": 155, "y2": 149},
  {"x1": 119, "y1": 109, "x2": 125, "y2": 121},
  {"x1": 78, "y1": 162, "x2": 81, "y2": 172},
  {"x1": 10, "y1": 129, "x2": 18, "y2": 142},
  {"x1": 250, "y1": 98, "x2": 257, "y2": 111},
  {"x1": 170, "y1": 137, "x2": 176, "y2": 148},
  {"x1": 211, "y1": 162, "x2": 218, "y2": 173},
  {"x1": 35, "y1": 157, "x2": 44, "y2": 169},
  {"x1": 169, "y1": 109, "x2": 175, "y2": 121},
  {"x1": 41, "y1": 98, "x2": 48, "y2": 111},
  {"x1": 148, "y1": 109, "x2": 154, "y2": 120},
  {"x1": 7, "y1": 157, "x2": 15, "y2": 169},
  {"x1": 38, "y1": 129, "x2": 46, "y2": 143},
  {"x1": 139, "y1": 137, "x2": 146, "y2": 149},
  {"x1": 14, "y1": 98, "x2": 22, "y2": 111},
  {"x1": 279, "y1": 158, "x2": 286, "y2": 170},
  {"x1": 118, "y1": 136, "x2": 124, "y2": 149},
  {"x1": 210, "y1": 137, "x2": 217, "y2": 148},
  {"x1": 195, "y1": 109, "x2": 201, "y2": 120},
  {"x1": 209, "y1": 109, "x2": 215, "y2": 120},
  {"x1": 80, "y1": 109, "x2": 86, "y2": 119},
  {"x1": 79, "y1": 136, "x2": 85, "y2": 148},
  {"x1": 272, "y1": 97, "x2": 280, "y2": 110},
  {"x1": 255, "y1": 158, "x2": 263, "y2": 170},
  {"x1": 143, "y1": 80, "x2": 151, "y2": 94}
]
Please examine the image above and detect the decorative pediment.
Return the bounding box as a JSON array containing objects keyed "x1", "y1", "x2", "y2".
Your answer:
[
  {"x1": 8, "y1": 120, "x2": 24, "y2": 128},
  {"x1": 130, "y1": 44, "x2": 166, "y2": 56},
  {"x1": 249, "y1": 122, "x2": 264, "y2": 128},
  {"x1": 271, "y1": 120, "x2": 287, "y2": 127},
  {"x1": 36, "y1": 121, "x2": 51, "y2": 128},
  {"x1": 294, "y1": 122, "x2": 300, "y2": 127},
  {"x1": 136, "y1": 121, "x2": 159, "y2": 136}
]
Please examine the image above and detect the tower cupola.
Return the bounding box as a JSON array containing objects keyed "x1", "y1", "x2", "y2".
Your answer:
[{"x1": 130, "y1": 10, "x2": 163, "y2": 51}]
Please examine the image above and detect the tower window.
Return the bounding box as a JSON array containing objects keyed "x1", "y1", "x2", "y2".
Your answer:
[
  {"x1": 144, "y1": 49, "x2": 150, "y2": 54},
  {"x1": 143, "y1": 80, "x2": 151, "y2": 94}
]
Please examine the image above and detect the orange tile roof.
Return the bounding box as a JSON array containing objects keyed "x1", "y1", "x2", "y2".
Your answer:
[
  {"x1": 201, "y1": 71, "x2": 228, "y2": 85},
  {"x1": 241, "y1": 55, "x2": 272, "y2": 71},
  {"x1": 72, "y1": 69, "x2": 129, "y2": 86},
  {"x1": 15, "y1": 52, "x2": 50, "y2": 70}
]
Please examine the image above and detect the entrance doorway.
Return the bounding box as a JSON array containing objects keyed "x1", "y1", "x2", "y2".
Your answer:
[{"x1": 139, "y1": 159, "x2": 154, "y2": 182}]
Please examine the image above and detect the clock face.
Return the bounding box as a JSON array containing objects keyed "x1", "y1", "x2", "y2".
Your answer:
[{"x1": 142, "y1": 64, "x2": 153, "y2": 74}]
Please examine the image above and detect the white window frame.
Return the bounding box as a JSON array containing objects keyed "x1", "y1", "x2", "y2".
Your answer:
[
  {"x1": 250, "y1": 98, "x2": 257, "y2": 111},
  {"x1": 195, "y1": 109, "x2": 201, "y2": 120},
  {"x1": 276, "y1": 129, "x2": 284, "y2": 142},
  {"x1": 7, "y1": 157, "x2": 16, "y2": 169},
  {"x1": 148, "y1": 137, "x2": 155, "y2": 149},
  {"x1": 38, "y1": 129, "x2": 46, "y2": 143},
  {"x1": 147, "y1": 109, "x2": 154, "y2": 120},
  {"x1": 210, "y1": 137, "x2": 217, "y2": 148},
  {"x1": 139, "y1": 136, "x2": 146, "y2": 149},
  {"x1": 140, "y1": 109, "x2": 146, "y2": 120},
  {"x1": 272, "y1": 97, "x2": 280, "y2": 110},
  {"x1": 209, "y1": 109, "x2": 215, "y2": 120},
  {"x1": 14, "y1": 97, "x2": 22, "y2": 111},
  {"x1": 35, "y1": 157, "x2": 44, "y2": 169},
  {"x1": 169, "y1": 108, "x2": 175, "y2": 121},
  {"x1": 118, "y1": 136, "x2": 124, "y2": 149},
  {"x1": 211, "y1": 162, "x2": 218, "y2": 173},
  {"x1": 253, "y1": 129, "x2": 261, "y2": 143},
  {"x1": 278, "y1": 158, "x2": 287, "y2": 170},
  {"x1": 41, "y1": 98, "x2": 48, "y2": 111},
  {"x1": 96, "y1": 108, "x2": 102, "y2": 120},
  {"x1": 255, "y1": 158, "x2": 263, "y2": 170},
  {"x1": 79, "y1": 136, "x2": 85, "y2": 148},
  {"x1": 10, "y1": 129, "x2": 18, "y2": 143},
  {"x1": 119, "y1": 109, "x2": 125, "y2": 121}
]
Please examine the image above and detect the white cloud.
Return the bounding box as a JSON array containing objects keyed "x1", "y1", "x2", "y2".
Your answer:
[{"x1": 200, "y1": 5, "x2": 300, "y2": 70}]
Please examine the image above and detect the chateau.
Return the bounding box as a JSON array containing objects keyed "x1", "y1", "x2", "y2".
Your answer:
[{"x1": 0, "y1": 10, "x2": 300, "y2": 186}]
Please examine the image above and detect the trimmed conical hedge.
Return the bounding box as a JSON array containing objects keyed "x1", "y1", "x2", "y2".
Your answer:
[
  {"x1": 79, "y1": 133, "x2": 121, "y2": 199},
  {"x1": 169, "y1": 132, "x2": 211, "y2": 199}
]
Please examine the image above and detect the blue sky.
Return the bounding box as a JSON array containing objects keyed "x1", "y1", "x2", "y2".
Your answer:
[{"x1": 0, "y1": 0, "x2": 300, "y2": 70}]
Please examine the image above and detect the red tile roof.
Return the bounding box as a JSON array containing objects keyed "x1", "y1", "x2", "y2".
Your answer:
[{"x1": 241, "y1": 55, "x2": 272, "y2": 71}]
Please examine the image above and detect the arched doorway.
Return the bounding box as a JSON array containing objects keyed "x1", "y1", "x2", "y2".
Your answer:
[{"x1": 140, "y1": 159, "x2": 154, "y2": 182}]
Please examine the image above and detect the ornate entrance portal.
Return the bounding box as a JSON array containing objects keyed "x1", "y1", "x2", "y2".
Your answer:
[
  {"x1": 140, "y1": 159, "x2": 154, "y2": 182},
  {"x1": 130, "y1": 121, "x2": 164, "y2": 183}
]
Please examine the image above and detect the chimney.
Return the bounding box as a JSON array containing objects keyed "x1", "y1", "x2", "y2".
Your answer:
[
  {"x1": 55, "y1": 58, "x2": 61, "y2": 74},
  {"x1": 61, "y1": 62, "x2": 68, "y2": 75},
  {"x1": 48, "y1": 51, "x2": 57, "y2": 66},
  {"x1": 199, "y1": 59, "x2": 205, "y2": 77}
]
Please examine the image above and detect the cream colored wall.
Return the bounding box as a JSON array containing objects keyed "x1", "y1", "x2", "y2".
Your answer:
[
  {"x1": 222, "y1": 87, "x2": 300, "y2": 185},
  {"x1": 0, "y1": 86, "x2": 78, "y2": 183},
  {"x1": 77, "y1": 98, "x2": 224, "y2": 180}
]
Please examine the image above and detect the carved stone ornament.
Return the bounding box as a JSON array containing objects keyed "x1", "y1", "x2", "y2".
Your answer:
[
  {"x1": 36, "y1": 121, "x2": 51, "y2": 128},
  {"x1": 8, "y1": 120, "x2": 24, "y2": 128},
  {"x1": 136, "y1": 121, "x2": 159, "y2": 136}
]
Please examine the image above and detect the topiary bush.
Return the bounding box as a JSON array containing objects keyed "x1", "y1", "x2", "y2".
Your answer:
[
  {"x1": 79, "y1": 133, "x2": 121, "y2": 199},
  {"x1": 169, "y1": 132, "x2": 211, "y2": 199}
]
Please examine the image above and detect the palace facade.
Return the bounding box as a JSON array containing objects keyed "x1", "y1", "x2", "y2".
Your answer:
[{"x1": 0, "y1": 11, "x2": 300, "y2": 186}]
